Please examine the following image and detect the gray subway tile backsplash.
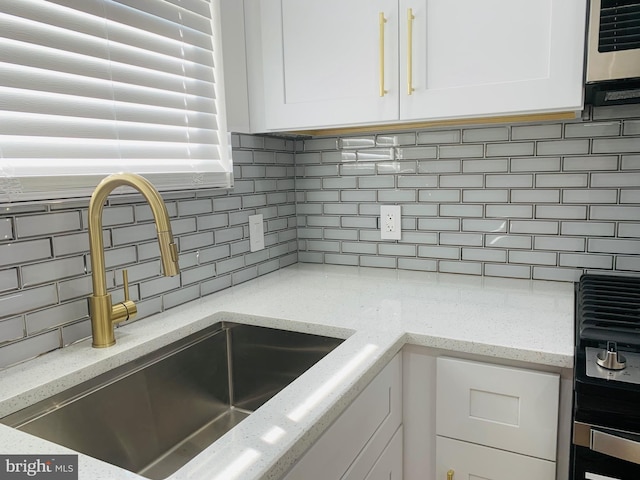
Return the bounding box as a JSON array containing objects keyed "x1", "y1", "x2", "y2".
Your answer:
[
  {"x1": 0, "y1": 269, "x2": 18, "y2": 293},
  {"x1": 462, "y1": 158, "x2": 509, "y2": 173},
  {"x1": 0, "y1": 219, "x2": 13, "y2": 243},
  {"x1": 417, "y1": 130, "x2": 461, "y2": 144},
  {"x1": 622, "y1": 155, "x2": 640, "y2": 170},
  {"x1": 590, "y1": 206, "x2": 640, "y2": 221},
  {"x1": 565, "y1": 122, "x2": 621, "y2": 138},
  {"x1": 0, "y1": 238, "x2": 52, "y2": 266},
  {"x1": 486, "y1": 142, "x2": 535, "y2": 157},
  {"x1": 591, "y1": 172, "x2": 640, "y2": 187},
  {"x1": 511, "y1": 124, "x2": 563, "y2": 140},
  {"x1": 0, "y1": 134, "x2": 298, "y2": 369},
  {"x1": 593, "y1": 137, "x2": 640, "y2": 154},
  {"x1": 537, "y1": 139, "x2": 590, "y2": 155},
  {"x1": 440, "y1": 144, "x2": 484, "y2": 158},
  {"x1": 624, "y1": 121, "x2": 640, "y2": 136},
  {"x1": 1, "y1": 106, "x2": 640, "y2": 370},
  {"x1": 588, "y1": 238, "x2": 640, "y2": 255},
  {"x1": 485, "y1": 263, "x2": 531, "y2": 279},
  {"x1": 462, "y1": 127, "x2": 509, "y2": 143},
  {"x1": 462, "y1": 247, "x2": 506, "y2": 263},
  {"x1": 561, "y1": 221, "x2": 616, "y2": 237},
  {"x1": 563, "y1": 156, "x2": 619, "y2": 171},
  {"x1": 15, "y1": 212, "x2": 82, "y2": 238},
  {"x1": 619, "y1": 224, "x2": 640, "y2": 238}
]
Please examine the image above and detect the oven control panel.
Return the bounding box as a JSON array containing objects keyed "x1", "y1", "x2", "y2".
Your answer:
[{"x1": 586, "y1": 347, "x2": 640, "y2": 385}]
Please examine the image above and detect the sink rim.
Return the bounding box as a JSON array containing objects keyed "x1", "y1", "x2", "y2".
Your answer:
[
  {"x1": 0, "y1": 310, "x2": 395, "y2": 480},
  {"x1": 1, "y1": 320, "x2": 347, "y2": 480},
  {"x1": 0, "y1": 311, "x2": 355, "y2": 419}
]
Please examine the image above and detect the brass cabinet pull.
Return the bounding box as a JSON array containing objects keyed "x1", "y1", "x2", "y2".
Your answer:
[
  {"x1": 379, "y1": 12, "x2": 387, "y2": 97},
  {"x1": 407, "y1": 8, "x2": 415, "y2": 95},
  {"x1": 447, "y1": 470, "x2": 454, "y2": 480}
]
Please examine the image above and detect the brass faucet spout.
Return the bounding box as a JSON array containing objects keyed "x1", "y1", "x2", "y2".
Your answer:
[{"x1": 88, "y1": 173, "x2": 180, "y2": 348}]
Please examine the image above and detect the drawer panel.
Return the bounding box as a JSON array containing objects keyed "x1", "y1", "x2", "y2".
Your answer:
[
  {"x1": 436, "y1": 357, "x2": 559, "y2": 460},
  {"x1": 284, "y1": 353, "x2": 402, "y2": 480},
  {"x1": 436, "y1": 436, "x2": 556, "y2": 480}
]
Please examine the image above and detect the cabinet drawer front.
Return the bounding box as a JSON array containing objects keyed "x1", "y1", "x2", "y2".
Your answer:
[
  {"x1": 436, "y1": 357, "x2": 559, "y2": 460},
  {"x1": 436, "y1": 436, "x2": 556, "y2": 480},
  {"x1": 284, "y1": 354, "x2": 402, "y2": 480}
]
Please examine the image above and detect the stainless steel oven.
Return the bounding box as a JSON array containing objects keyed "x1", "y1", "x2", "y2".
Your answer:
[{"x1": 572, "y1": 274, "x2": 640, "y2": 479}]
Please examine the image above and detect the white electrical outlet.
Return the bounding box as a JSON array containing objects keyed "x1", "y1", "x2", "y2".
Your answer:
[
  {"x1": 380, "y1": 205, "x2": 401, "y2": 240},
  {"x1": 248, "y1": 214, "x2": 265, "y2": 251}
]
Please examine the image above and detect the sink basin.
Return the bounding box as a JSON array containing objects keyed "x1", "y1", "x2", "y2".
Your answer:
[{"x1": 1, "y1": 322, "x2": 344, "y2": 479}]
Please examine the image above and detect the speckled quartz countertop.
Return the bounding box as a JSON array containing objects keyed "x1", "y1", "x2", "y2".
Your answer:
[{"x1": 0, "y1": 264, "x2": 575, "y2": 480}]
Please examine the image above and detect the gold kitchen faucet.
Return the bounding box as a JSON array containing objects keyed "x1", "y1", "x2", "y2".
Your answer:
[{"x1": 88, "y1": 173, "x2": 180, "y2": 348}]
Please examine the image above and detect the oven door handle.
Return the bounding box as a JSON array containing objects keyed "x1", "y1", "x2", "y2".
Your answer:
[
  {"x1": 575, "y1": 421, "x2": 640, "y2": 465},
  {"x1": 592, "y1": 429, "x2": 640, "y2": 465}
]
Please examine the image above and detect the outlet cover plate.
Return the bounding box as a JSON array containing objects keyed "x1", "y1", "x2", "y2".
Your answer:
[
  {"x1": 249, "y1": 214, "x2": 265, "y2": 251},
  {"x1": 380, "y1": 205, "x2": 401, "y2": 240}
]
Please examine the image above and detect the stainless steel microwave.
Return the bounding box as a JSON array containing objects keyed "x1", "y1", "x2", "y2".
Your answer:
[{"x1": 585, "y1": 0, "x2": 640, "y2": 105}]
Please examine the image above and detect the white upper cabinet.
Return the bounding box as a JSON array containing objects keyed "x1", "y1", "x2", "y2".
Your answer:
[
  {"x1": 230, "y1": 0, "x2": 587, "y2": 132},
  {"x1": 261, "y1": 0, "x2": 399, "y2": 130},
  {"x1": 399, "y1": 0, "x2": 587, "y2": 121}
]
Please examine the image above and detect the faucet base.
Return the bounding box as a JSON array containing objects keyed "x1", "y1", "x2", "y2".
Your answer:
[
  {"x1": 92, "y1": 339, "x2": 116, "y2": 349},
  {"x1": 89, "y1": 294, "x2": 137, "y2": 348}
]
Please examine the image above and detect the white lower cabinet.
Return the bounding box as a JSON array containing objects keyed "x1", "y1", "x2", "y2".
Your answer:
[
  {"x1": 283, "y1": 353, "x2": 402, "y2": 480},
  {"x1": 435, "y1": 357, "x2": 560, "y2": 480},
  {"x1": 436, "y1": 436, "x2": 556, "y2": 480}
]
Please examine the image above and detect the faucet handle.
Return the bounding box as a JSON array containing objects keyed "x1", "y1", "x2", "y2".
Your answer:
[
  {"x1": 114, "y1": 269, "x2": 137, "y2": 324},
  {"x1": 122, "y1": 269, "x2": 131, "y2": 302}
]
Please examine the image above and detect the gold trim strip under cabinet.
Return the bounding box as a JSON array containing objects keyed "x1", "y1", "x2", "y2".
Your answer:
[{"x1": 291, "y1": 111, "x2": 578, "y2": 137}]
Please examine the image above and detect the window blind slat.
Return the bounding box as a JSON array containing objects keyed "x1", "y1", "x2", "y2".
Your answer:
[
  {"x1": 165, "y1": 0, "x2": 214, "y2": 21},
  {"x1": 0, "y1": 0, "x2": 232, "y2": 202},
  {"x1": 1, "y1": 64, "x2": 216, "y2": 111},
  {"x1": 0, "y1": 87, "x2": 115, "y2": 121},
  {"x1": 1, "y1": 64, "x2": 112, "y2": 102},
  {"x1": 3, "y1": 0, "x2": 107, "y2": 40},
  {"x1": 0, "y1": 14, "x2": 108, "y2": 58},
  {"x1": 0, "y1": 113, "x2": 117, "y2": 139},
  {"x1": 0, "y1": 113, "x2": 219, "y2": 145},
  {"x1": 112, "y1": 0, "x2": 213, "y2": 38},
  {"x1": 1, "y1": 136, "x2": 121, "y2": 159},
  {"x1": 0, "y1": 37, "x2": 111, "y2": 81},
  {"x1": 107, "y1": 42, "x2": 215, "y2": 80}
]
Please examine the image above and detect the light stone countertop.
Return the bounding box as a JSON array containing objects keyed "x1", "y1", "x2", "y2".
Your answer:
[{"x1": 0, "y1": 264, "x2": 575, "y2": 480}]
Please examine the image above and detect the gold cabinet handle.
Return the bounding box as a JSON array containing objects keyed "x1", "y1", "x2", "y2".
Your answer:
[
  {"x1": 447, "y1": 470, "x2": 454, "y2": 480},
  {"x1": 407, "y1": 8, "x2": 415, "y2": 95},
  {"x1": 379, "y1": 12, "x2": 387, "y2": 97}
]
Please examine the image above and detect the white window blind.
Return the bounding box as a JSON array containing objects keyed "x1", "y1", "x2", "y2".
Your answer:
[{"x1": 0, "y1": 0, "x2": 233, "y2": 203}]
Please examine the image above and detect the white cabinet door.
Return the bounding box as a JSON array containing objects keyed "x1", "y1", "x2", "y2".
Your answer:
[
  {"x1": 436, "y1": 436, "x2": 556, "y2": 480},
  {"x1": 261, "y1": 0, "x2": 399, "y2": 130},
  {"x1": 283, "y1": 353, "x2": 402, "y2": 480},
  {"x1": 436, "y1": 357, "x2": 560, "y2": 461},
  {"x1": 399, "y1": 0, "x2": 586, "y2": 121}
]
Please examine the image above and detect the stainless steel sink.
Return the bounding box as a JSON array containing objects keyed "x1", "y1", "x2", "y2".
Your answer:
[{"x1": 1, "y1": 322, "x2": 343, "y2": 479}]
